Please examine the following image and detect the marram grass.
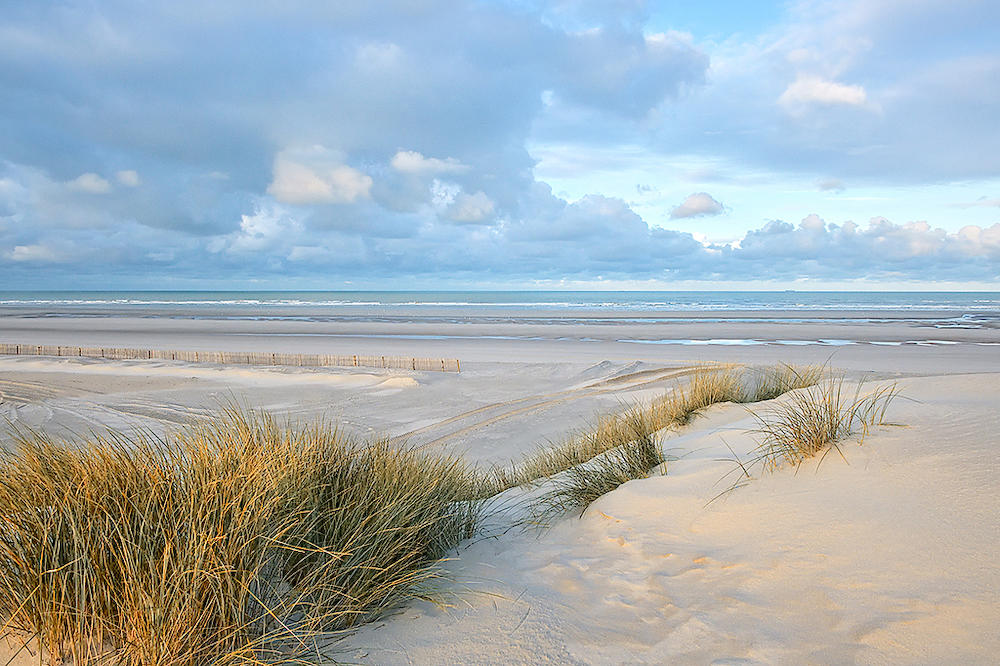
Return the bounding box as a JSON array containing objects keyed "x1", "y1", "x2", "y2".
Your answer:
[
  {"x1": 0, "y1": 408, "x2": 479, "y2": 665},
  {"x1": 477, "y1": 364, "x2": 824, "y2": 503},
  {"x1": 749, "y1": 375, "x2": 900, "y2": 471},
  {"x1": 479, "y1": 364, "x2": 823, "y2": 518},
  {"x1": 534, "y1": 407, "x2": 666, "y2": 520},
  {"x1": 0, "y1": 364, "x2": 831, "y2": 661}
]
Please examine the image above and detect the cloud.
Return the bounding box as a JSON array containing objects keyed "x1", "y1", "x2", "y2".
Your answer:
[
  {"x1": 0, "y1": 0, "x2": 709, "y2": 284},
  {"x1": 732, "y1": 215, "x2": 1000, "y2": 277},
  {"x1": 6, "y1": 244, "x2": 61, "y2": 262},
  {"x1": 445, "y1": 191, "x2": 495, "y2": 224},
  {"x1": 952, "y1": 196, "x2": 1000, "y2": 209},
  {"x1": 390, "y1": 151, "x2": 468, "y2": 175},
  {"x1": 612, "y1": 1, "x2": 1000, "y2": 184},
  {"x1": 267, "y1": 149, "x2": 372, "y2": 205},
  {"x1": 1, "y1": 0, "x2": 998, "y2": 288},
  {"x1": 670, "y1": 192, "x2": 724, "y2": 219},
  {"x1": 818, "y1": 178, "x2": 846, "y2": 192},
  {"x1": 554, "y1": 30, "x2": 708, "y2": 118},
  {"x1": 779, "y1": 75, "x2": 867, "y2": 108},
  {"x1": 209, "y1": 203, "x2": 302, "y2": 255},
  {"x1": 116, "y1": 170, "x2": 141, "y2": 187},
  {"x1": 67, "y1": 173, "x2": 111, "y2": 194}
]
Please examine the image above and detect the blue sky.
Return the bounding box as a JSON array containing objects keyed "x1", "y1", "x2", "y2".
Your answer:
[{"x1": 1, "y1": 0, "x2": 998, "y2": 289}]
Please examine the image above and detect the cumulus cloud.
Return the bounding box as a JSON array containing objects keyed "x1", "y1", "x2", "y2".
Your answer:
[
  {"x1": 627, "y1": 1, "x2": 1000, "y2": 183},
  {"x1": 779, "y1": 75, "x2": 867, "y2": 108},
  {"x1": 67, "y1": 173, "x2": 111, "y2": 194},
  {"x1": 427, "y1": 179, "x2": 495, "y2": 224},
  {"x1": 116, "y1": 170, "x2": 141, "y2": 187},
  {"x1": 445, "y1": 191, "x2": 495, "y2": 224},
  {"x1": 1, "y1": 0, "x2": 998, "y2": 287},
  {"x1": 6, "y1": 244, "x2": 61, "y2": 262},
  {"x1": 670, "y1": 192, "x2": 725, "y2": 219},
  {"x1": 390, "y1": 151, "x2": 468, "y2": 175},
  {"x1": 210, "y1": 203, "x2": 302, "y2": 255},
  {"x1": 555, "y1": 29, "x2": 708, "y2": 118},
  {"x1": 732, "y1": 215, "x2": 1000, "y2": 277},
  {"x1": 267, "y1": 149, "x2": 372, "y2": 205}
]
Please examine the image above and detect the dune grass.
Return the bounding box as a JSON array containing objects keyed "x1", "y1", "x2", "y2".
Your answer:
[
  {"x1": 463, "y1": 364, "x2": 825, "y2": 520},
  {"x1": 0, "y1": 363, "x2": 832, "y2": 660},
  {"x1": 748, "y1": 375, "x2": 899, "y2": 472},
  {"x1": 534, "y1": 407, "x2": 666, "y2": 519},
  {"x1": 0, "y1": 408, "x2": 479, "y2": 664},
  {"x1": 474, "y1": 364, "x2": 824, "y2": 503},
  {"x1": 744, "y1": 363, "x2": 826, "y2": 403}
]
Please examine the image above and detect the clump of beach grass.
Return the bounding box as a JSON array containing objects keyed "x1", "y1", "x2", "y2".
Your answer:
[
  {"x1": 473, "y1": 364, "x2": 825, "y2": 502},
  {"x1": 0, "y1": 407, "x2": 480, "y2": 664},
  {"x1": 535, "y1": 407, "x2": 666, "y2": 519},
  {"x1": 749, "y1": 375, "x2": 899, "y2": 472},
  {"x1": 656, "y1": 364, "x2": 746, "y2": 424},
  {"x1": 745, "y1": 363, "x2": 826, "y2": 402}
]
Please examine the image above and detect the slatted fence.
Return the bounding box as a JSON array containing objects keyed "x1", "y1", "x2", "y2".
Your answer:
[{"x1": 0, "y1": 343, "x2": 460, "y2": 372}]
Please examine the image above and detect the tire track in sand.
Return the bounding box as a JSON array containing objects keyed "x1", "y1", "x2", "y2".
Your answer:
[{"x1": 402, "y1": 366, "x2": 700, "y2": 451}]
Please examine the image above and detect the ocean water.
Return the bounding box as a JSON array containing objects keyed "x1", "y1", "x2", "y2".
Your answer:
[
  {"x1": 0, "y1": 290, "x2": 998, "y2": 314},
  {"x1": 1, "y1": 291, "x2": 997, "y2": 348}
]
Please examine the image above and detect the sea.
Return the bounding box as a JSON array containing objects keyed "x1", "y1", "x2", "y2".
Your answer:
[
  {"x1": 0, "y1": 291, "x2": 1000, "y2": 318},
  {"x1": 1, "y1": 291, "x2": 998, "y2": 348}
]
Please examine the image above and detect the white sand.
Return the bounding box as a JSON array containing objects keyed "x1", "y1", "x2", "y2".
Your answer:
[
  {"x1": 340, "y1": 372, "x2": 1000, "y2": 664},
  {"x1": 0, "y1": 326, "x2": 997, "y2": 663}
]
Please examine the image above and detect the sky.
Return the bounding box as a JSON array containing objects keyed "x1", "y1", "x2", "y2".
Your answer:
[{"x1": 0, "y1": 0, "x2": 998, "y2": 290}]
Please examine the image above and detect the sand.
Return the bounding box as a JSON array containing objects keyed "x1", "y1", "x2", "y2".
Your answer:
[
  {"x1": 0, "y1": 314, "x2": 997, "y2": 664},
  {"x1": 338, "y1": 373, "x2": 1000, "y2": 664}
]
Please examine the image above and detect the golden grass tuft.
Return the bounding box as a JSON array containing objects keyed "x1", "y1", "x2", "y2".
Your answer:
[
  {"x1": 0, "y1": 363, "x2": 835, "y2": 659},
  {"x1": 534, "y1": 407, "x2": 665, "y2": 519},
  {"x1": 749, "y1": 376, "x2": 899, "y2": 472},
  {"x1": 0, "y1": 407, "x2": 479, "y2": 664},
  {"x1": 473, "y1": 364, "x2": 826, "y2": 515},
  {"x1": 477, "y1": 364, "x2": 825, "y2": 499}
]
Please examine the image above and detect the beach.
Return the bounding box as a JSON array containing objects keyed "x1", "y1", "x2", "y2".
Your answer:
[{"x1": 0, "y1": 294, "x2": 998, "y2": 663}]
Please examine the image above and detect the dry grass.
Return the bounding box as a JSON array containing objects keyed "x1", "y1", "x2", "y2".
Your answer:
[
  {"x1": 749, "y1": 376, "x2": 900, "y2": 472},
  {"x1": 0, "y1": 408, "x2": 479, "y2": 664},
  {"x1": 745, "y1": 363, "x2": 826, "y2": 403},
  {"x1": 534, "y1": 408, "x2": 666, "y2": 519},
  {"x1": 475, "y1": 364, "x2": 824, "y2": 501},
  {"x1": 0, "y1": 364, "x2": 833, "y2": 660},
  {"x1": 467, "y1": 364, "x2": 826, "y2": 519}
]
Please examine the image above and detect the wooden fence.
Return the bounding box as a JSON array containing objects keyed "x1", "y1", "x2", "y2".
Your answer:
[{"x1": 0, "y1": 343, "x2": 460, "y2": 373}]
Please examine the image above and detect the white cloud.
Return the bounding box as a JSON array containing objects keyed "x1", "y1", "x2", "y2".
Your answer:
[
  {"x1": 818, "y1": 178, "x2": 846, "y2": 191},
  {"x1": 116, "y1": 170, "x2": 141, "y2": 187},
  {"x1": 288, "y1": 245, "x2": 333, "y2": 262},
  {"x1": 390, "y1": 150, "x2": 468, "y2": 175},
  {"x1": 735, "y1": 215, "x2": 1000, "y2": 273},
  {"x1": 67, "y1": 172, "x2": 111, "y2": 194},
  {"x1": 779, "y1": 75, "x2": 867, "y2": 108},
  {"x1": 212, "y1": 203, "x2": 302, "y2": 254},
  {"x1": 445, "y1": 191, "x2": 495, "y2": 223},
  {"x1": 7, "y1": 244, "x2": 60, "y2": 262},
  {"x1": 670, "y1": 192, "x2": 725, "y2": 219},
  {"x1": 267, "y1": 148, "x2": 372, "y2": 205}
]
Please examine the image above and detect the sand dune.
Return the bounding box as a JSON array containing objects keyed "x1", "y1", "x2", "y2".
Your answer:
[
  {"x1": 0, "y1": 348, "x2": 997, "y2": 663},
  {"x1": 339, "y1": 373, "x2": 1000, "y2": 664}
]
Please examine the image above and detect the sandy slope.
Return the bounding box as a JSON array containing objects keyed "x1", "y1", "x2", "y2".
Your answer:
[
  {"x1": 340, "y1": 373, "x2": 1000, "y2": 665},
  {"x1": 0, "y1": 353, "x2": 996, "y2": 664}
]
